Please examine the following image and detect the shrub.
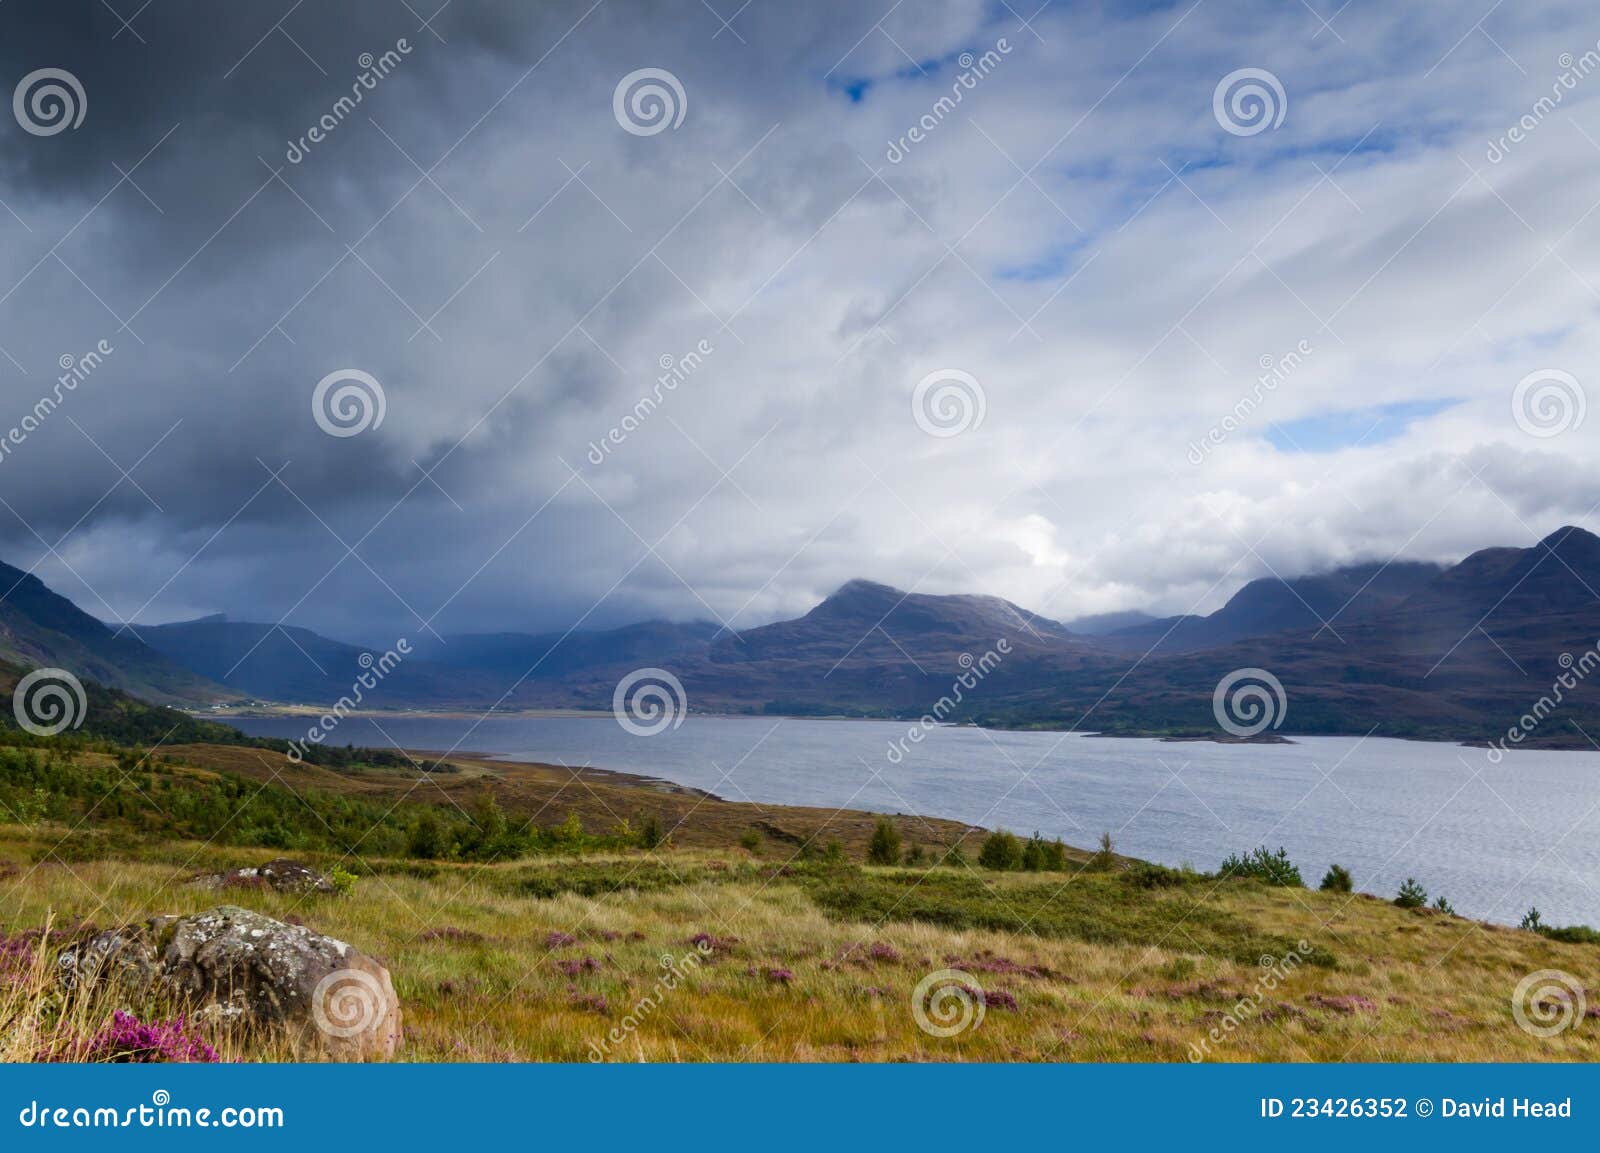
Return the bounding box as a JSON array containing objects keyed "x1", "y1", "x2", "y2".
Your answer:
[
  {"x1": 1519, "y1": 906, "x2": 1543, "y2": 932},
  {"x1": 1219, "y1": 846, "x2": 1304, "y2": 888},
  {"x1": 866, "y1": 819, "x2": 902, "y2": 866},
  {"x1": 1020, "y1": 835, "x2": 1045, "y2": 872},
  {"x1": 407, "y1": 811, "x2": 444, "y2": 859},
  {"x1": 329, "y1": 865, "x2": 358, "y2": 896},
  {"x1": 1432, "y1": 895, "x2": 1455, "y2": 915},
  {"x1": 822, "y1": 839, "x2": 846, "y2": 864},
  {"x1": 1394, "y1": 878, "x2": 1428, "y2": 909},
  {"x1": 978, "y1": 830, "x2": 1022, "y2": 871},
  {"x1": 738, "y1": 829, "x2": 761, "y2": 853},
  {"x1": 1318, "y1": 864, "x2": 1352, "y2": 893},
  {"x1": 1088, "y1": 830, "x2": 1117, "y2": 871},
  {"x1": 640, "y1": 813, "x2": 665, "y2": 850},
  {"x1": 903, "y1": 843, "x2": 925, "y2": 867},
  {"x1": 1540, "y1": 923, "x2": 1600, "y2": 945}
]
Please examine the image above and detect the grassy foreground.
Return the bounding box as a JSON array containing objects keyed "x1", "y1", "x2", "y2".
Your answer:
[{"x1": 0, "y1": 740, "x2": 1596, "y2": 1062}]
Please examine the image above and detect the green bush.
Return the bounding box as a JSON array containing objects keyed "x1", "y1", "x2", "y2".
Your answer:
[
  {"x1": 1219, "y1": 846, "x2": 1304, "y2": 888},
  {"x1": 1318, "y1": 864, "x2": 1353, "y2": 893},
  {"x1": 329, "y1": 865, "x2": 358, "y2": 896},
  {"x1": 978, "y1": 830, "x2": 1022, "y2": 871},
  {"x1": 866, "y1": 818, "x2": 902, "y2": 866},
  {"x1": 1432, "y1": 895, "x2": 1454, "y2": 915},
  {"x1": 1394, "y1": 878, "x2": 1428, "y2": 909},
  {"x1": 1519, "y1": 906, "x2": 1543, "y2": 932},
  {"x1": 738, "y1": 829, "x2": 761, "y2": 853}
]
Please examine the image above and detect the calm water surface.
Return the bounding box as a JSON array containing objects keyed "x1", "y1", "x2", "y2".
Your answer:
[{"x1": 225, "y1": 715, "x2": 1600, "y2": 927}]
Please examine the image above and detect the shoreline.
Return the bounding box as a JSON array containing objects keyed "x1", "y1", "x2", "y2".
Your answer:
[{"x1": 199, "y1": 706, "x2": 1600, "y2": 752}]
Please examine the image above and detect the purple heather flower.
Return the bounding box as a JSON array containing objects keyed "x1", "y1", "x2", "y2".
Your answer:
[{"x1": 71, "y1": 1011, "x2": 219, "y2": 1063}]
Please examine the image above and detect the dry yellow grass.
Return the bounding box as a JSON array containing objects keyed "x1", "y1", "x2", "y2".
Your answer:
[{"x1": 3, "y1": 832, "x2": 1596, "y2": 1063}]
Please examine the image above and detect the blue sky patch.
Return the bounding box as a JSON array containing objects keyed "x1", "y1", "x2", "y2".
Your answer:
[{"x1": 1266, "y1": 398, "x2": 1458, "y2": 453}]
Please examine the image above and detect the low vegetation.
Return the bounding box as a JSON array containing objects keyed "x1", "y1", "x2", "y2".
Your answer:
[{"x1": 1, "y1": 735, "x2": 1597, "y2": 1062}]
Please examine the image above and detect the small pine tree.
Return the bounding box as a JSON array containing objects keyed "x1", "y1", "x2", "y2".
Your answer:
[
  {"x1": 1432, "y1": 895, "x2": 1455, "y2": 915},
  {"x1": 822, "y1": 839, "x2": 846, "y2": 864},
  {"x1": 1395, "y1": 877, "x2": 1428, "y2": 909},
  {"x1": 866, "y1": 818, "x2": 902, "y2": 866},
  {"x1": 1319, "y1": 863, "x2": 1353, "y2": 893},
  {"x1": 640, "y1": 813, "x2": 664, "y2": 850},
  {"x1": 1020, "y1": 834, "x2": 1047, "y2": 872},
  {"x1": 978, "y1": 830, "x2": 1023, "y2": 871},
  {"x1": 1520, "y1": 906, "x2": 1544, "y2": 932}
]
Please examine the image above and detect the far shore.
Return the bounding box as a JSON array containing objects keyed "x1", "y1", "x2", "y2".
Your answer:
[{"x1": 193, "y1": 705, "x2": 1600, "y2": 751}]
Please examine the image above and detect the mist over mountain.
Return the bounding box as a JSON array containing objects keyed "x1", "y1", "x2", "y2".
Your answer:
[{"x1": 5, "y1": 527, "x2": 1598, "y2": 745}]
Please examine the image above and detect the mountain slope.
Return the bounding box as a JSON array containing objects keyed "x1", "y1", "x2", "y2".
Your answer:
[
  {"x1": 1096, "y1": 561, "x2": 1446, "y2": 654},
  {"x1": 984, "y1": 527, "x2": 1600, "y2": 743},
  {"x1": 0, "y1": 561, "x2": 233, "y2": 705}
]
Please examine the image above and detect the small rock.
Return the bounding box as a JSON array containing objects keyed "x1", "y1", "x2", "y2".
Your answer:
[{"x1": 188, "y1": 858, "x2": 336, "y2": 895}]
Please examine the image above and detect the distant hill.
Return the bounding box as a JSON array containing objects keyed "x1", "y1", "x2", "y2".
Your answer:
[
  {"x1": 1063, "y1": 610, "x2": 1156, "y2": 636},
  {"x1": 7, "y1": 529, "x2": 1600, "y2": 745},
  {"x1": 982, "y1": 527, "x2": 1600, "y2": 743},
  {"x1": 0, "y1": 560, "x2": 233, "y2": 705},
  {"x1": 139, "y1": 617, "x2": 722, "y2": 705},
  {"x1": 1094, "y1": 561, "x2": 1446, "y2": 654},
  {"x1": 408, "y1": 620, "x2": 720, "y2": 679}
]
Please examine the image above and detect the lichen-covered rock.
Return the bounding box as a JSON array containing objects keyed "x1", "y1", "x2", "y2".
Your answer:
[
  {"x1": 188, "y1": 858, "x2": 336, "y2": 895},
  {"x1": 60, "y1": 906, "x2": 400, "y2": 1061}
]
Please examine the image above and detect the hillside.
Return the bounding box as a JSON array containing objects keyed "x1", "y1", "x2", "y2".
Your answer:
[
  {"x1": 1, "y1": 733, "x2": 1595, "y2": 1062},
  {"x1": 1094, "y1": 561, "x2": 1446, "y2": 654},
  {"x1": 0, "y1": 561, "x2": 233, "y2": 705}
]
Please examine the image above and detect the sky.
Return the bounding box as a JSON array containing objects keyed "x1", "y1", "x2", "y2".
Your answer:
[{"x1": 1, "y1": 0, "x2": 1599, "y2": 645}]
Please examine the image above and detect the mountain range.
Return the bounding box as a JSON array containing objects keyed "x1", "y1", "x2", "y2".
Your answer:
[{"x1": 3, "y1": 528, "x2": 1599, "y2": 745}]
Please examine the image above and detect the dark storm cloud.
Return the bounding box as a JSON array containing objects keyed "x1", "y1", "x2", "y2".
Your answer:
[{"x1": 0, "y1": 0, "x2": 1596, "y2": 639}]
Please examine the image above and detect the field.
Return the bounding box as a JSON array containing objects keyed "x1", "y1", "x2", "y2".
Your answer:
[{"x1": 0, "y1": 740, "x2": 1597, "y2": 1062}]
